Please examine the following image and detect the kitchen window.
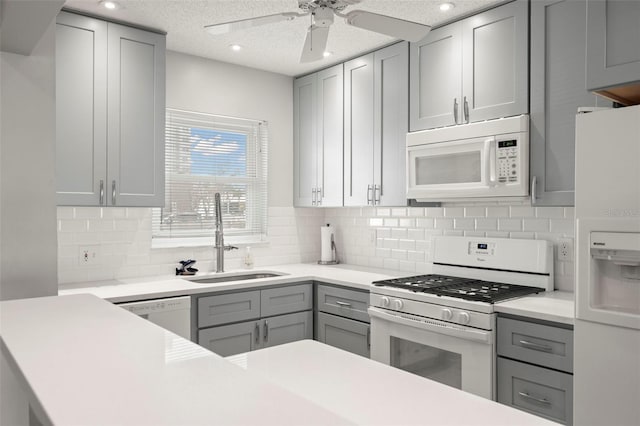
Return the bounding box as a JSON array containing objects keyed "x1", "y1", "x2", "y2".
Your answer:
[{"x1": 152, "y1": 108, "x2": 268, "y2": 247}]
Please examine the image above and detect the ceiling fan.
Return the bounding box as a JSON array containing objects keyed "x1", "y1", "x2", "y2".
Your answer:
[{"x1": 205, "y1": 0, "x2": 431, "y2": 63}]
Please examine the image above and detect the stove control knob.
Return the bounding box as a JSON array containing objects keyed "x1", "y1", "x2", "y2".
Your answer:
[
  {"x1": 459, "y1": 311, "x2": 471, "y2": 325},
  {"x1": 394, "y1": 299, "x2": 404, "y2": 310},
  {"x1": 380, "y1": 296, "x2": 390, "y2": 307},
  {"x1": 442, "y1": 308, "x2": 453, "y2": 321}
]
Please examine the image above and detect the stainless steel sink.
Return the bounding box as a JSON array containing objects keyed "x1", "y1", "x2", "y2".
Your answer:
[{"x1": 185, "y1": 272, "x2": 284, "y2": 284}]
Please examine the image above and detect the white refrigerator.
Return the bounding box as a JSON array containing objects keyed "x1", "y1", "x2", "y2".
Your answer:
[{"x1": 574, "y1": 105, "x2": 640, "y2": 425}]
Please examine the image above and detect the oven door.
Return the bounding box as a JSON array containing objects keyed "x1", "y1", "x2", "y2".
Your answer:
[{"x1": 369, "y1": 307, "x2": 495, "y2": 400}]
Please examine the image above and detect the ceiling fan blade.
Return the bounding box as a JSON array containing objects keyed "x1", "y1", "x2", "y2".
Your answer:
[
  {"x1": 343, "y1": 10, "x2": 431, "y2": 42},
  {"x1": 300, "y1": 25, "x2": 330, "y2": 63},
  {"x1": 205, "y1": 12, "x2": 302, "y2": 35}
]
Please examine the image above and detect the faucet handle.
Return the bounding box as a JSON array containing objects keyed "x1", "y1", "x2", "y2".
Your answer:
[{"x1": 225, "y1": 245, "x2": 239, "y2": 251}]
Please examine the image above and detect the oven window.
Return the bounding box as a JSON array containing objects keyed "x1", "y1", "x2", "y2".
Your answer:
[
  {"x1": 415, "y1": 151, "x2": 481, "y2": 185},
  {"x1": 390, "y1": 337, "x2": 462, "y2": 390}
]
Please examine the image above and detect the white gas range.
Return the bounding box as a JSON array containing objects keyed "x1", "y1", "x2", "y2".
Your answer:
[{"x1": 368, "y1": 236, "x2": 553, "y2": 400}]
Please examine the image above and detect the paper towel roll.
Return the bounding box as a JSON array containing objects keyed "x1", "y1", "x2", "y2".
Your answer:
[{"x1": 320, "y1": 224, "x2": 334, "y2": 262}]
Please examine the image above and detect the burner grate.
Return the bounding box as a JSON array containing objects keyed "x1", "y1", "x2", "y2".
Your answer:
[{"x1": 373, "y1": 274, "x2": 542, "y2": 303}]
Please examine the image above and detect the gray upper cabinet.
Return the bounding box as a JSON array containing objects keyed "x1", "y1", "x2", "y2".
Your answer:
[
  {"x1": 410, "y1": 0, "x2": 528, "y2": 131},
  {"x1": 530, "y1": 0, "x2": 610, "y2": 207},
  {"x1": 345, "y1": 42, "x2": 409, "y2": 206},
  {"x1": 293, "y1": 64, "x2": 343, "y2": 207},
  {"x1": 56, "y1": 12, "x2": 166, "y2": 207},
  {"x1": 586, "y1": 0, "x2": 640, "y2": 104}
]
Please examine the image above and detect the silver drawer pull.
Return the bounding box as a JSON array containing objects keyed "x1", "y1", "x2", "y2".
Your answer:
[
  {"x1": 519, "y1": 340, "x2": 553, "y2": 352},
  {"x1": 518, "y1": 391, "x2": 551, "y2": 406},
  {"x1": 335, "y1": 301, "x2": 352, "y2": 308}
]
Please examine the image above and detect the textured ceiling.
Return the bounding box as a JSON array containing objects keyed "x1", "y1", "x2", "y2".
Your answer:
[{"x1": 62, "y1": 0, "x2": 502, "y2": 76}]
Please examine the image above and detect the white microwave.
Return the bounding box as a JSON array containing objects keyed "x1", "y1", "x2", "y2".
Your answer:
[{"x1": 407, "y1": 115, "x2": 529, "y2": 202}]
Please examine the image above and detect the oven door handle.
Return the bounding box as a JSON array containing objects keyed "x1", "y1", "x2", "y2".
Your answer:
[{"x1": 368, "y1": 307, "x2": 492, "y2": 344}]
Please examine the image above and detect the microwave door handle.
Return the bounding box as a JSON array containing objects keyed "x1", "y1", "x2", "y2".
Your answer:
[{"x1": 485, "y1": 138, "x2": 497, "y2": 186}]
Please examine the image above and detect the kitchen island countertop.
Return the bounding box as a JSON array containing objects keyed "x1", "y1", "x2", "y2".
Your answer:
[{"x1": 1, "y1": 294, "x2": 556, "y2": 426}]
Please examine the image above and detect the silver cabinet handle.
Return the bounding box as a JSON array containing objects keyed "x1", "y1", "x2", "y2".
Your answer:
[
  {"x1": 367, "y1": 326, "x2": 371, "y2": 349},
  {"x1": 519, "y1": 339, "x2": 553, "y2": 352},
  {"x1": 335, "y1": 300, "x2": 352, "y2": 308},
  {"x1": 264, "y1": 320, "x2": 269, "y2": 342},
  {"x1": 317, "y1": 187, "x2": 322, "y2": 206},
  {"x1": 255, "y1": 322, "x2": 260, "y2": 344},
  {"x1": 366, "y1": 184, "x2": 373, "y2": 205},
  {"x1": 463, "y1": 96, "x2": 470, "y2": 123},
  {"x1": 111, "y1": 180, "x2": 116, "y2": 205},
  {"x1": 373, "y1": 184, "x2": 381, "y2": 205},
  {"x1": 531, "y1": 175, "x2": 537, "y2": 204},
  {"x1": 99, "y1": 180, "x2": 104, "y2": 205},
  {"x1": 518, "y1": 392, "x2": 551, "y2": 406},
  {"x1": 311, "y1": 188, "x2": 317, "y2": 206},
  {"x1": 453, "y1": 98, "x2": 459, "y2": 124}
]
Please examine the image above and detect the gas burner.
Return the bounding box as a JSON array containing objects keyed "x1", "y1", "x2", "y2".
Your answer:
[{"x1": 373, "y1": 274, "x2": 542, "y2": 304}]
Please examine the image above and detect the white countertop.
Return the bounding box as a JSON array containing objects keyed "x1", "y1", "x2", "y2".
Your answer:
[
  {"x1": 58, "y1": 263, "x2": 575, "y2": 324},
  {"x1": 1, "y1": 294, "x2": 556, "y2": 426},
  {"x1": 0, "y1": 294, "x2": 350, "y2": 426},
  {"x1": 228, "y1": 340, "x2": 557, "y2": 425}
]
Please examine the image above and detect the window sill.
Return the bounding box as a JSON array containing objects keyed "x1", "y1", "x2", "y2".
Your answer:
[{"x1": 151, "y1": 235, "x2": 269, "y2": 249}]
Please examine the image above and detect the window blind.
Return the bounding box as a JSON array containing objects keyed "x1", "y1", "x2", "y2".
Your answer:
[{"x1": 152, "y1": 108, "x2": 268, "y2": 244}]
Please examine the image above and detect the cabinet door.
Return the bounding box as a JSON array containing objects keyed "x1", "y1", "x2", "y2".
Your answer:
[
  {"x1": 586, "y1": 0, "x2": 640, "y2": 99},
  {"x1": 374, "y1": 42, "x2": 409, "y2": 207},
  {"x1": 107, "y1": 23, "x2": 165, "y2": 207},
  {"x1": 498, "y1": 357, "x2": 573, "y2": 425},
  {"x1": 462, "y1": 0, "x2": 528, "y2": 123},
  {"x1": 293, "y1": 73, "x2": 317, "y2": 207},
  {"x1": 262, "y1": 311, "x2": 312, "y2": 349},
  {"x1": 316, "y1": 64, "x2": 344, "y2": 207},
  {"x1": 55, "y1": 12, "x2": 108, "y2": 206},
  {"x1": 316, "y1": 312, "x2": 370, "y2": 358},
  {"x1": 409, "y1": 23, "x2": 462, "y2": 131},
  {"x1": 530, "y1": 0, "x2": 610, "y2": 206},
  {"x1": 198, "y1": 320, "x2": 261, "y2": 357},
  {"x1": 260, "y1": 283, "x2": 313, "y2": 318},
  {"x1": 344, "y1": 53, "x2": 374, "y2": 206}
]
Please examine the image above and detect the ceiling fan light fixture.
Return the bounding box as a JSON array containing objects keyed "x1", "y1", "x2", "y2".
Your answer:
[
  {"x1": 230, "y1": 44, "x2": 242, "y2": 51},
  {"x1": 323, "y1": 51, "x2": 332, "y2": 58},
  {"x1": 439, "y1": 2, "x2": 455, "y2": 12}
]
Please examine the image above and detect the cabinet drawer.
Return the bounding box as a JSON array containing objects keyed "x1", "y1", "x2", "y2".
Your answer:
[
  {"x1": 317, "y1": 312, "x2": 370, "y2": 358},
  {"x1": 498, "y1": 357, "x2": 573, "y2": 425},
  {"x1": 261, "y1": 283, "x2": 312, "y2": 317},
  {"x1": 198, "y1": 291, "x2": 260, "y2": 328},
  {"x1": 497, "y1": 317, "x2": 573, "y2": 373},
  {"x1": 317, "y1": 284, "x2": 370, "y2": 323}
]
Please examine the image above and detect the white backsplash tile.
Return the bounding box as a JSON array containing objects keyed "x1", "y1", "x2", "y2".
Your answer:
[{"x1": 57, "y1": 202, "x2": 576, "y2": 292}]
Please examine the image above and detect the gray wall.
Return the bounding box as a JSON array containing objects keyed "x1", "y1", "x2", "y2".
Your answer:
[
  {"x1": 166, "y1": 51, "x2": 294, "y2": 207},
  {"x1": 0, "y1": 21, "x2": 58, "y2": 301}
]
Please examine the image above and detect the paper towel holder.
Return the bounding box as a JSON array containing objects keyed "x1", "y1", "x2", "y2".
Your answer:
[{"x1": 318, "y1": 233, "x2": 339, "y2": 265}]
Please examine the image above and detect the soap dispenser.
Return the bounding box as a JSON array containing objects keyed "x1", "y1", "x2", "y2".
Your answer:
[{"x1": 243, "y1": 246, "x2": 254, "y2": 269}]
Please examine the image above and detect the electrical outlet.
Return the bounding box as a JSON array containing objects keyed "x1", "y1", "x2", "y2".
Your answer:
[
  {"x1": 557, "y1": 238, "x2": 573, "y2": 261},
  {"x1": 79, "y1": 245, "x2": 100, "y2": 265}
]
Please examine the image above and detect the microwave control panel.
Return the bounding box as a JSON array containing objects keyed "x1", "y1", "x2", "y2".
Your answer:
[{"x1": 497, "y1": 140, "x2": 519, "y2": 184}]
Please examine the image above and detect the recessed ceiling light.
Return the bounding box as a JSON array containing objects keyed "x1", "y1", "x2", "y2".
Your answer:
[
  {"x1": 230, "y1": 44, "x2": 242, "y2": 52},
  {"x1": 99, "y1": 0, "x2": 120, "y2": 10},
  {"x1": 440, "y1": 2, "x2": 455, "y2": 12},
  {"x1": 323, "y1": 51, "x2": 332, "y2": 58}
]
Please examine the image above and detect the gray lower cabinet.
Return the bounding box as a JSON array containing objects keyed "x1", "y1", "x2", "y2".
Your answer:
[
  {"x1": 344, "y1": 42, "x2": 409, "y2": 207},
  {"x1": 315, "y1": 283, "x2": 370, "y2": 357},
  {"x1": 497, "y1": 316, "x2": 574, "y2": 425},
  {"x1": 586, "y1": 0, "x2": 640, "y2": 105},
  {"x1": 55, "y1": 11, "x2": 165, "y2": 207},
  {"x1": 530, "y1": 0, "x2": 611, "y2": 207},
  {"x1": 409, "y1": 0, "x2": 528, "y2": 131},
  {"x1": 196, "y1": 283, "x2": 312, "y2": 357},
  {"x1": 316, "y1": 312, "x2": 370, "y2": 358}
]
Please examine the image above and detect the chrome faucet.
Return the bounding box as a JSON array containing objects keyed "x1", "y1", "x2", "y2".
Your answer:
[{"x1": 214, "y1": 192, "x2": 238, "y2": 272}]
